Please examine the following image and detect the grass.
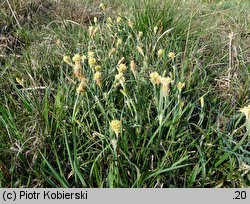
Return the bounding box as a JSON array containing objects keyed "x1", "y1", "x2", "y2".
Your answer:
[{"x1": 0, "y1": 0, "x2": 249, "y2": 187}]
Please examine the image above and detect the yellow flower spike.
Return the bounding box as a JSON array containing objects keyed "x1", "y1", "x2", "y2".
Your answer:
[
  {"x1": 111, "y1": 139, "x2": 117, "y2": 150},
  {"x1": 88, "y1": 26, "x2": 94, "y2": 36},
  {"x1": 118, "y1": 63, "x2": 127, "y2": 73},
  {"x1": 116, "y1": 17, "x2": 122, "y2": 23},
  {"x1": 168, "y1": 52, "x2": 176, "y2": 59},
  {"x1": 88, "y1": 51, "x2": 95, "y2": 58},
  {"x1": 88, "y1": 57, "x2": 96, "y2": 68},
  {"x1": 107, "y1": 17, "x2": 112, "y2": 24},
  {"x1": 128, "y1": 34, "x2": 132, "y2": 40},
  {"x1": 177, "y1": 82, "x2": 185, "y2": 91},
  {"x1": 108, "y1": 47, "x2": 116, "y2": 57},
  {"x1": 160, "y1": 76, "x2": 172, "y2": 96},
  {"x1": 81, "y1": 55, "x2": 87, "y2": 61},
  {"x1": 92, "y1": 27, "x2": 99, "y2": 37},
  {"x1": 239, "y1": 105, "x2": 250, "y2": 120},
  {"x1": 150, "y1": 72, "x2": 161, "y2": 85},
  {"x1": 72, "y1": 54, "x2": 81, "y2": 63},
  {"x1": 116, "y1": 38, "x2": 122, "y2": 48},
  {"x1": 110, "y1": 120, "x2": 122, "y2": 136},
  {"x1": 99, "y1": 3, "x2": 106, "y2": 10},
  {"x1": 128, "y1": 19, "x2": 134, "y2": 28},
  {"x1": 94, "y1": 65, "x2": 102, "y2": 72},
  {"x1": 73, "y1": 66, "x2": 84, "y2": 80},
  {"x1": 138, "y1": 31, "x2": 143, "y2": 40},
  {"x1": 115, "y1": 72, "x2": 125, "y2": 85},
  {"x1": 137, "y1": 46, "x2": 144, "y2": 56},
  {"x1": 56, "y1": 40, "x2": 61, "y2": 47},
  {"x1": 94, "y1": 71, "x2": 102, "y2": 87},
  {"x1": 16, "y1": 77, "x2": 24, "y2": 87},
  {"x1": 157, "y1": 49, "x2": 165, "y2": 58},
  {"x1": 77, "y1": 79, "x2": 86, "y2": 94},
  {"x1": 130, "y1": 60, "x2": 136, "y2": 77},
  {"x1": 180, "y1": 101, "x2": 185, "y2": 110},
  {"x1": 153, "y1": 26, "x2": 158, "y2": 34},
  {"x1": 117, "y1": 57, "x2": 125, "y2": 65},
  {"x1": 63, "y1": 55, "x2": 71, "y2": 65},
  {"x1": 106, "y1": 23, "x2": 112, "y2": 29},
  {"x1": 160, "y1": 76, "x2": 172, "y2": 86},
  {"x1": 200, "y1": 96, "x2": 205, "y2": 108},
  {"x1": 94, "y1": 17, "x2": 98, "y2": 24},
  {"x1": 74, "y1": 60, "x2": 81, "y2": 69}
]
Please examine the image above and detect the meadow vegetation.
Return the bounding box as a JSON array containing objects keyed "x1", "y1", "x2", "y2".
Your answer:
[{"x1": 0, "y1": 0, "x2": 249, "y2": 187}]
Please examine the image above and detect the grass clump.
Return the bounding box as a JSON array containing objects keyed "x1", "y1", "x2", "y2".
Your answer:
[{"x1": 0, "y1": 0, "x2": 249, "y2": 187}]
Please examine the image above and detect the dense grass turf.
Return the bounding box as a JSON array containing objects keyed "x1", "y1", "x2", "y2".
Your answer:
[{"x1": 0, "y1": 0, "x2": 249, "y2": 187}]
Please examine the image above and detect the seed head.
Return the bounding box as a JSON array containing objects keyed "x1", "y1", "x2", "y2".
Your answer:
[
  {"x1": 177, "y1": 82, "x2": 185, "y2": 91},
  {"x1": 138, "y1": 31, "x2": 143, "y2": 39},
  {"x1": 72, "y1": 54, "x2": 81, "y2": 63},
  {"x1": 161, "y1": 76, "x2": 172, "y2": 85},
  {"x1": 200, "y1": 96, "x2": 205, "y2": 108},
  {"x1": 128, "y1": 19, "x2": 133, "y2": 28},
  {"x1": 150, "y1": 72, "x2": 161, "y2": 85},
  {"x1": 73, "y1": 66, "x2": 84, "y2": 80},
  {"x1": 107, "y1": 17, "x2": 112, "y2": 24},
  {"x1": 168, "y1": 52, "x2": 175, "y2": 59},
  {"x1": 116, "y1": 38, "x2": 122, "y2": 47},
  {"x1": 16, "y1": 77, "x2": 24, "y2": 87},
  {"x1": 77, "y1": 79, "x2": 86, "y2": 94},
  {"x1": 130, "y1": 60, "x2": 136, "y2": 77},
  {"x1": 94, "y1": 65, "x2": 102, "y2": 71},
  {"x1": 90, "y1": 27, "x2": 99, "y2": 37},
  {"x1": 63, "y1": 56, "x2": 71, "y2": 65},
  {"x1": 88, "y1": 51, "x2": 95, "y2": 58},
  {"x1": 118, "y1": 63, "x2": 127, "y2": 73},
  {"x1": 99, "y1": 3, "x2": 106, "y2": 10},
  {"x1": 117, "y1": 57, "x2": 125, "y2": 65},
  {"x1": 106, "y1": 23, "x2": 112, "y2": 28},
  {"x1": 157, "y1": 49, "x2": 165, "y2": 58},
  {"x1": 108, "y1": 47, "x2": 116, "y2": 57},
  {"x1": 153, "y1": 26, "x2": 158, "y2": 34},
  {"x1": 88, "y1": 26, "x2": 94, "y2": 36},
  {"x1": 94, "y1": 71, "x2": 102, "y2": 87},
  {"x1": 116, "y1": 17, "x2": 122, "y2": 23},
  {"x1": 239, "y1": 105, "x2": 250, "y2": 120},
  {"x1": 137, "y1": 46, "x2": 144, "y2": 56},
  {"x1": 110, "y1": 120, "x2": 122, "y2": 135},
  {"x1": 115, "y1": 72, "x2": 125, "y2": 85},
  {"x1": 111, "y1": 139, "x2": 117, "y2": 150},
  {"x1": 160, "y1": 77, "x2": 172, "y2": 96},
  {"x1": 88, "y1": 57, "x2": 96, "y2": 68}
]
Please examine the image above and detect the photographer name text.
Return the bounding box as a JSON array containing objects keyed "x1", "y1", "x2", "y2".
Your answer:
[{"x1": 2, "y1": 190, "x2": 88, "y2": 201}]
